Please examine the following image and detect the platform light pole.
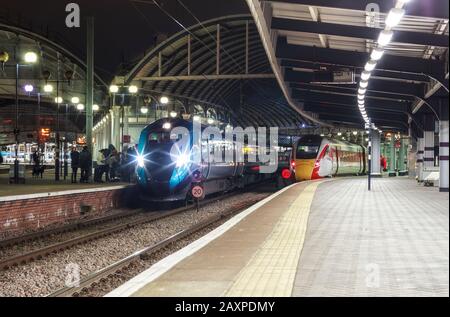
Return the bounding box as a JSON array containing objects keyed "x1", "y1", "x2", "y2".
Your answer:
[
  {"x1": 86, "y1": 16, "x2": 94, "y2": 165},
  {"x1": 2, "y1": 51, "x2": 39, "y2": 184}
]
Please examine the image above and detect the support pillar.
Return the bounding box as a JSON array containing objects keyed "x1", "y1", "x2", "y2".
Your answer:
[
  {"x1": 370, "y1": 130, "x2": 381, "y2": 177},
  {"x1": 123, "y1": 106, "x2": 131, "y2": 146},
  {"x1": 398, "y1": 137, "x2": 407, "y2": 176},
  {"x1": 439, "y1": 101, "x2": 449, "y2": 192},
  {"x1": 423, "y1": 115, "x2": 436, "y2": 169},
  {"x1": 106, "y1": 114, "x2": 112, "y2": 148},
  {"x1": 388, "y1": 134, "x2": 396, "y2": 177},
  {"x1": 417, "y1": 135, "x2": 424, "y2": 182},
  {"x1": 112, "y1": 106, "x2": 121, "y2": 150}
]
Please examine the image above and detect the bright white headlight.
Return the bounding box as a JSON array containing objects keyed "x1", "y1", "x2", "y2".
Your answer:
[
  {"x1": 137, "y1": 155, "x2": 145, "y2": 168},
  {"x1": 175, "y1": 153, "x2": 189, "y2": 168}
]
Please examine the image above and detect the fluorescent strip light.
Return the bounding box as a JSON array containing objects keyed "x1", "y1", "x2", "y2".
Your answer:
[
  {"x1": 360, "y1": 81, "x2": 369, "y2": 89},
  {"x1": 371, "y1": 49, "x2": 385, "y2": 61},
  {"x1": 365, "y1": 61, "x2": 377, "y2": 72},
  {"x1": 378, "y1": 30, "x2": 394, "y2": 46},
  {"x1": 386, "y1": 8, "x2": 405, "y2": 28},
  {"x1": 358, "y1": 88, "x2": 367, "y2": 95},
  {"x1": 361, "y1": 71, "x2": 371, "y2": 81}
]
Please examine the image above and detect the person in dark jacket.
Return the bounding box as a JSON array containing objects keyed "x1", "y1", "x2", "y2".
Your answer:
[
  {"x1": 79, "y1": 146, "x2": 92, "y2": 183},
  {"x1": 70, "y1": 147, "x2": 80, "y2": 183}
]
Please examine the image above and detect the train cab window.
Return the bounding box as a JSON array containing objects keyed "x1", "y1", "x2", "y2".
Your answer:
[
  {"x1": 296, "y1": 145, "x2": 319, "y2": 159},
  {"x1": 148, "y1": 132, "x2": 182, "y2": 144}
]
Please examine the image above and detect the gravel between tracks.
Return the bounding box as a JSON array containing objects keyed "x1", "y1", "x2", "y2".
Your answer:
[
  {"x1": 0, "y1": 212, "x2": 148, "y2": 259},
  {"x1": 0, "y1": 191, "x2": 270, "y2": 297}
]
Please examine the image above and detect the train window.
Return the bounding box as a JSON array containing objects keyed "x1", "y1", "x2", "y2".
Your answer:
[
  {"x1": 296, "y1": 145, "x2": 319, "y2": 159},
  {"x1": 148, "y1": 132, "x2": 182, "y2": 144}
]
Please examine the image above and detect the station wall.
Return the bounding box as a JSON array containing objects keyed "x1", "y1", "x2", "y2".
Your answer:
[{"x1": 0, "y1": 186, "x2": 129, "y2": 235}]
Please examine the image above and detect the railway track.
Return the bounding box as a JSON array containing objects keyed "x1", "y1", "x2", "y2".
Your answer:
[
  {"x1": 0, "y1": 209, "x2": 141, "y2": 249},
  {"x1": 47, "y1": 199, "x2": 255, "y2": 297},
  {"x1": 0, "y1": 189, "x2": 258, "y2": 271}
]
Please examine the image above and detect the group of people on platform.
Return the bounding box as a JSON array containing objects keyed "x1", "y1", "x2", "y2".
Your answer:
[
  {"x1": 68, "y1": 144, "x2": 138, "y2": 184},
  {"x1": 69, "y1": 146, "x2": 93, "y2": 183}
]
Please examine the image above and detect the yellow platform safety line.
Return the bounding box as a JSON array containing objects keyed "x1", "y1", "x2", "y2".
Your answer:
[{"x1": 224, "y1": 181, "x2": 323, "y2": 297}]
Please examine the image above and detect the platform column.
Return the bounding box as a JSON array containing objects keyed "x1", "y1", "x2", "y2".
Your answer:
[
  {"x1": 109, "y1": 110, "x2": 114, "y2": 148},
  {"x1": 398, "y1": 137, "x2": 407, "y2": 176},
  {"x1": 123, "y1": 106, "x2": 131, "y2": 147},
  {"x1": 100, "y1": 120, "x2": 105, "y2": 150},
  {"x1": 388, "y1": 134, "x2": 396, "y2": 177},
  {"x1": 439, "y1": 101, "x2": 449, "y2": 193},
  {"x1": 423, "y1": 115, "x2": 436, "y2": 170},
  {"x1": 106, "y1": 113, "x2": 112, "y2": 148},
  {"x1": 370, "y1": 130, "x2": 381, "y2": 176},
  {"x1": 93, "y1": 128, "x2": 100, "y2": 157},
  {"x1": 112, "y1": 106, "x2": 121, "y2": 150},
  {"x1": 416, "y1": 134, "x2": 424, "y2": 182}
]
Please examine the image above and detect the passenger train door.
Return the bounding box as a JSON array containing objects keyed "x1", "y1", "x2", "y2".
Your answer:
[{"x1": 330, "y1": 145, "x2": 339, "y2": 176}]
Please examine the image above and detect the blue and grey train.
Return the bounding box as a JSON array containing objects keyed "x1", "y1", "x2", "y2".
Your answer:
[{"x1": 135, "y1": 118, "x2": 288, "y2": 202}]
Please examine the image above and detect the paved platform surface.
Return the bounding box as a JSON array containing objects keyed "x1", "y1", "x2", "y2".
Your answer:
[
  {"x1": 0, "y1": 168, "x2": 129, "y2": 197},
  {"x1": 294, "y1": 178, "x2": 449, "y2": 297},
  {"x1": 107, "y1": 177, "x2": 449, "y2": 297}
]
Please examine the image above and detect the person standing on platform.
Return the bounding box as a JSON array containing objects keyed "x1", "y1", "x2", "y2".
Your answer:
[
  {"x1": 32, "y1": 151, "x2": 40, "y2": 167},
  {"x1": 70, "y1": 147, "x2": 80, "y2": 183},
  {"x1": 380, "y1": 155, "x2": 388, "y2": 172},
  {"x1": 95, "y1": 149, "x2": 107, "y2": 183},
  {"x1": 109, "y1": 149, "x2": 119, "y2": 181},
  {"x1": 79, "y1": 146, "x2": 91, "y2": 183}
]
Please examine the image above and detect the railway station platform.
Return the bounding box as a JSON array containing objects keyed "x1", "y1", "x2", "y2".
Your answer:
[
  {"x1": 0, "y1": 166, "x2": 128, "y2": 197},
  {"x1": 107, "y1": 177, "x2": 449, "y2": 297},
  {"x1": 0, "y1": 168, "x2": 132, "y2": 236}
]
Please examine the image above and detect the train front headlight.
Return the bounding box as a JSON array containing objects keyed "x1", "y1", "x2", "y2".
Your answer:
[
  {"x1": 137, "y1": 155, "x2": 145, "y2": 168},
  {"x1": 175, "y1": 153, "x2": 189, "y2": 168}
]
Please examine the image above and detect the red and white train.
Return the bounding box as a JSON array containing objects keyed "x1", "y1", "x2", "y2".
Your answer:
[{"x1": 293, "y1": 135, "x2": 367, "y2": 181}]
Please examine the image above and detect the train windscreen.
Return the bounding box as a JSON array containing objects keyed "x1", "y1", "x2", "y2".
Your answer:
[
  {"x1": 148, "y1": 132, "x2": 183, "y2": 144},
  {"x1": 296, "y1": 136, "x2": 322, "y2": 159}
]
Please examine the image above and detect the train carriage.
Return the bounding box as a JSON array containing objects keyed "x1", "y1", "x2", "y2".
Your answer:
[{"x1": 293, "y1": 135, "x2": 367, "y2": 181}]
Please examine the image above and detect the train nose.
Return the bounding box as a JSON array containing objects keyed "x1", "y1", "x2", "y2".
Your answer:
[
  {"x1": 147, "y1": 150, "x2": 175, "y2": 182},
  {"x1": 295, "y1": 159, "x2": 315, "y2": 181}
]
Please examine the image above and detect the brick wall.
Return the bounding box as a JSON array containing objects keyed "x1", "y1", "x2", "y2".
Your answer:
[{"x1": 0, "y1": 186, "x2": 128, "y2": 234}]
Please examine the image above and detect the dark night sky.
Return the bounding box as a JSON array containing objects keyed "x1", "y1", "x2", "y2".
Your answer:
[{"x1": 2, "y1": 0, "x2": 249, "y2": 80}]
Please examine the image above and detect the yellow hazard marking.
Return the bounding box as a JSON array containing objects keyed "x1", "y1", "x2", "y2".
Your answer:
[{"x1": 224, "y1": 181, "x2": 322, "y2": 297}]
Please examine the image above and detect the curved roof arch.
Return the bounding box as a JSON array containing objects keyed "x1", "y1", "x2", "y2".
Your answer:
[
  {"x1": 0, "y1": 21, "x2": 110, "y2": 136},
  {"x1": 123, "y1": 14, "x2": 306, "y2": 128}
]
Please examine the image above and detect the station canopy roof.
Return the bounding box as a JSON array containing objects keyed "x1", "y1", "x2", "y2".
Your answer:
[
  {"x1": 246, "y1": 0, "x2": 449, "y2": 133},
  {"x1": 121, "y1": 14, "x2": 309, "y2": 129},
  {"x1": 0, "y1": 19, "x2": 108, "y2": 139}
]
